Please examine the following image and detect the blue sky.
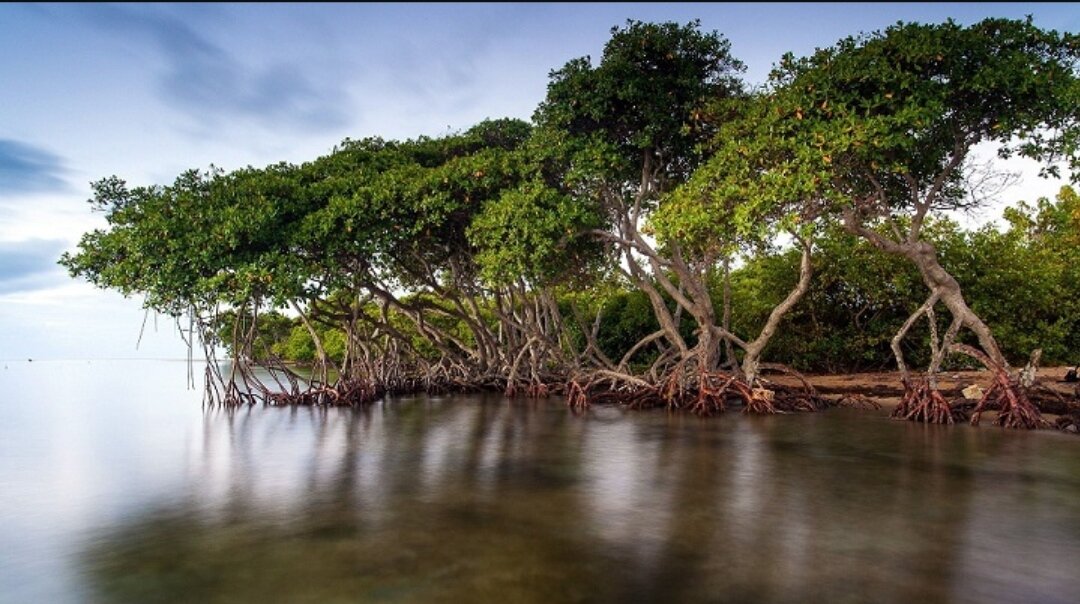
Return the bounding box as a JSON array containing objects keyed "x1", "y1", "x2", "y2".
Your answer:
[{"x1": 1, "y1": 2, "x2": 1076, "y2": 360}]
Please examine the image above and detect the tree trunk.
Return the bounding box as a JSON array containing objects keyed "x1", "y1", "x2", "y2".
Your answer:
[
  {"x1": 905, "y1": 241, "x2": 1008, "y2": 369},
  {"x1": 842, "y1": 213, "x2": 1008, "y2": 371},
  {"x1": 721, "y1": 257, "x2": 736, "y2": 369},
  {"x1": 291, "y1": 300, "x2": 333, "y2": 384},
  {"x1": 740, "y1": 239, "x2": 813, "y2": 385}
]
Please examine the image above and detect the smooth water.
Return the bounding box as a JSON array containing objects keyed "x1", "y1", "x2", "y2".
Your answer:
[{"x1": 1, "y1": 361, "x2": 1079, "y2": 603}]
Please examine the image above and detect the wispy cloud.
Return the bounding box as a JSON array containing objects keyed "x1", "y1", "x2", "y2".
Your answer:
[
  {"x1": 78, "y1": 4, "x2": 351, "y2": 133},
  {"x1": 0, "y1": 238, "x2": 70, "y2": 294},
  {"x1": 0, "y1": 139, "x2": 68, "y2": 196}
]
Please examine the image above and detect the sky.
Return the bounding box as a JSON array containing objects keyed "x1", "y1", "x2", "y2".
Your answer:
[{"x1": 1, "y1": 2, "x2": 1077, "y2": 361}]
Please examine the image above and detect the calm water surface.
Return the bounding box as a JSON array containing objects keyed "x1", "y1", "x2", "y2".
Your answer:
[{"x1": 1, "y1": 360, "x2": 1079, "y2": 603}]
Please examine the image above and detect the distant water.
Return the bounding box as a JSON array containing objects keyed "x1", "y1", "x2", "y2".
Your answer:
[{"x1": 1, "y1": 360, "x2": 1079, "y2": 603}]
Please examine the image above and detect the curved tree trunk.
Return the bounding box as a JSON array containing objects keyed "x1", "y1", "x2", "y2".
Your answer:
[
  {"x1": 905, "y1": 241, "x2": 1008, "y2": 369},
  {"x1": 842, "y1": 213, "x2": 1008, "y2": 370},
  {"x1": 721, "y1": 257, "x2": 736, "y2": 369},
  {"x1": 291, "y1": 300, "x2": 333, "y2": 384},
  {"x1": 842, "y1": 211, "x2": 1046, "y2": 428},
  {"x1": 740, "y1": 238, "x2": 813, "y2": 385}
]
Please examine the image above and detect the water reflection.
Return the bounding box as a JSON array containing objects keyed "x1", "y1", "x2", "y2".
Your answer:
[{"x1": 69, "y1": 397, "x2": 1080, "y2": 603}]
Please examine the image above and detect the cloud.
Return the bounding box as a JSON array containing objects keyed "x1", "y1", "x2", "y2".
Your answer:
[
  {"x1": 0, "y1": 239, "x2": 70, "y2": 294},
  {"x1": 78, "y1": 4, "x2": 351, "y2": 134},
  {"x1": 0, "y1": 139, "x2": 68, "y2": 196}
]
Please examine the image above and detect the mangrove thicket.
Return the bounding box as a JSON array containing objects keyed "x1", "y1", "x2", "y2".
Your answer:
[{"x1": 61, "y1": 18, "x2": 1080, "y2": 429}]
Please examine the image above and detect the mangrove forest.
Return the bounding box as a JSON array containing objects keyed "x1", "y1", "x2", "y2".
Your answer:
[{"x1": 60, "y1": 18, "x2": 1080, "y2": 430}]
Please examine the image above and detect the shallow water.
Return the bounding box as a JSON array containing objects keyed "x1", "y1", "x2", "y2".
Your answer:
[{"x1": 1, "y1": 361, "x2": 1078, "y2": 603}]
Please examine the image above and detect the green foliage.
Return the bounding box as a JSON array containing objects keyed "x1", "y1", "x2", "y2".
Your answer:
[
  {"x1": 60, "y1": 18, "x2": 1080, "y2": 384},
  {"x1": 213, "y1": 310, "x2": 295, "y2": 361},
  {"x1": 278, "y1": 325, "x2": 317, "y2": 362},
  {"x1": 537, "y1": 19, "x2": 743, "y2": 179},
  {"x1": 61, "y1": 119, "x2": 534, "y2": 315},
  {"x1": 728, "y1": 226, "x2": 925, "y2": 372},
  {"x1": 60, "y1": 161, "x2": 329, "y2": 315},
  {"x1": 954, "y1": 187, "x2": 1080, "y2": 363},
  {"x1": 468, "y1": 180, "x2": 605, "y2": 286},
  {"x1": 769, "y1": 17, "x2": 1079, "y2": 209},
  {"x1": 594, "y1": 289, "x2": 662, "y2": 365},
  {"x1": 296, "y1": 118, "x2": 534, "y2": 292},
  {"x1": 731, "y1": 187, "x2": 1080, "y2": 371},
  {"x1": 656, "y1": 93, "x2": 825, "y2": 258}
]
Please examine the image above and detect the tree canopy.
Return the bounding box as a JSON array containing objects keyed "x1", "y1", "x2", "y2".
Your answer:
[{"x1": 61, "y1": 17, "x2": 1079, "y2": 427}]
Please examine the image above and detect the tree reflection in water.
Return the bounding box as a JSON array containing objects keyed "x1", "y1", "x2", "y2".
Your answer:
[{"x1": 80, "y1": 397, "x2": 1080, "y2": 603}]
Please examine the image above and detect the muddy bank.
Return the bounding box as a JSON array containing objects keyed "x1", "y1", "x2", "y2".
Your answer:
[{"x1": 775, "y1": 366, "x2": 1079, "y2": 400}]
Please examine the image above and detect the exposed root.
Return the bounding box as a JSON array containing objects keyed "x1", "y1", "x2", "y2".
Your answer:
[
  {"x1": 505, "y1": 378, "x2": 555, "y2": 399},
  {"x1": 563, "y1": 364, "x2": 828, "y2": 417},
  {"x1": 746, "y1": 387, "x2": 778, "y2": 414},
  {"x1": 661, "y1": 368, "x2": 690, "y2": 409},
  {"x1": 264, "y1": 378, "x2": 384, "y2": 407},
  {"x1": 525, "y1": 381, "x2": 551, "y2": 398},
  {"x1": 892, "y1": 378, "x2": 961, "y2": 425},
  {"x1": 566, "y1": 378, "x2": 590, "y2": 410},
  {"x1": 565, "y1": 369, "x2": 738, "y2": 414},
  {"x1": 1055, "y1": 413, "x2": 1080, "y2": 434},
  {"x1": 1027, "y1": 384, "x2": 1076, "y2": 416},
  {"x1": 941, "y1": 344, "x2": 1048, "y2": 430},
  {"x1": 768, "y1": 381, "x2": 831, "y2": 412},
  {"x1": 566, "y1": 371, "x2": 666, "y2": 411},
  {"x1": 690, "y1": 372, "x2": 751, "y2": 416},
  {"x1": 759, "y1": 364, "x2": 817, "y2": 396},
  {"x1": 835, "y1": 393, "x2": 882, "y2": 410},
  {"x1": 969, "y1": 368, "x2": 1050, "y2": 430},
  {"x1": 755, "y1": 364, "x2": 831, "y2": 412}
]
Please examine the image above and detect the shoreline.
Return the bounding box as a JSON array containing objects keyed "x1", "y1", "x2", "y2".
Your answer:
[{"x1": 773, "y1": 365, "x2": 1078, "y2": 399}]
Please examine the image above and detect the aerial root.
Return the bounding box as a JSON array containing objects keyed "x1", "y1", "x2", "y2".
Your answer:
[
  {"x1": 263, "y1": 379, "x2": 385, "y2": 407},
  {"x1": 687, "y1": 373, "x2": 738, "y2": 416},
  {"x1": 943, "y1": 344, "x2": 1048, "y2": 430},
  {"x1": 745, "y1": 387, "x2": 778, "y2": 415},
  {"x1": 754, "y1": 365, "x2": 830, "y2": 412},
  {"x1": 892, "y1": 378, "x2": 961, "y2": 425},
  {"x1": 566, "y1": 378, "x2": 590, "y2": 410},
  {"x1": 835, "y1": 393, "x2": 883, "y2": 410},
  {"x1": 1025, "y1": 384, "x2": 1077, "y2": 416},
  {"x1": 505, "y1": 379, "x2": 554, "y2": 399},
  {"x1": 563, "y1": 365, "x2": 828, "y2": 416},
  {"x1": 966, "y1": 367, "x2": 1048, "y2": 430}
]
